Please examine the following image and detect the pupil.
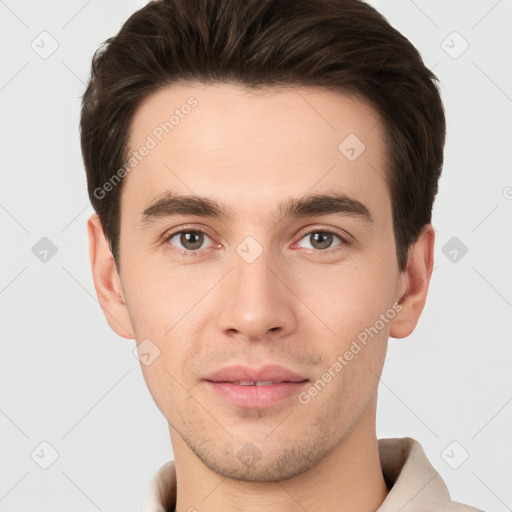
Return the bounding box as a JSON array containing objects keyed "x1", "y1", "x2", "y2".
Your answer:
[
  {"x1": 182, "y1": 232, "x2": 203, "y2": 250},
  {"x1": 312, "y1": 232, "x2": 332, "y2": 249}
]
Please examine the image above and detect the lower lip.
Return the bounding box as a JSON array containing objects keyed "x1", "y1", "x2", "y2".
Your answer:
[{"x1": 205, "y1": 381, "x2": 309, "y2": 408}]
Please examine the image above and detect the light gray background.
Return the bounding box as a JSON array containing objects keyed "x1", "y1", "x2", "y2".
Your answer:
[{"x1": 1, "y1": 0, "x2": 511, "y2": 510}]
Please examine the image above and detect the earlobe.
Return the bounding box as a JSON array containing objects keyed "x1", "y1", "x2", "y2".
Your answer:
[
  {"x1": 87, "y1": 213, "x2": 135, "y2": 340},
  {"x1": 389, "y1": 224, "x2": 435, "y2": 339}
]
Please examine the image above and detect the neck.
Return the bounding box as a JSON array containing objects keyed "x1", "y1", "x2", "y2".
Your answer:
[{"x1": 170, "y1": 396, "x2": 388, "y2": 512}]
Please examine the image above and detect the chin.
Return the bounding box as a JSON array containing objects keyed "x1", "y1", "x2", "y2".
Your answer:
[{"x1": 194, "y1": 440, "x2": 329, "y2": 483}]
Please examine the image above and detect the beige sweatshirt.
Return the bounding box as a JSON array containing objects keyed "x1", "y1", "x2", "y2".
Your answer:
[{"x1": 140, "y1": 437, "x2": 484, "y2": 512}]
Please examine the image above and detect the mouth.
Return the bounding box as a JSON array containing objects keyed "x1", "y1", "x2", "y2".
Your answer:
[
  {"x1": 204, "y1": 379, "x2": 310, "y2": 408},
  {"x1": 229, "y1": 380, "x2": 301, "y2": 386},
  {"x1": 203, "y1": 364, "x2": 310, "y2": 408}
]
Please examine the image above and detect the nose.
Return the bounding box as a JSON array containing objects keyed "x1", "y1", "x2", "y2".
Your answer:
[{"x1": 216, "y1": 246, "x2": 298, "y2": 342}]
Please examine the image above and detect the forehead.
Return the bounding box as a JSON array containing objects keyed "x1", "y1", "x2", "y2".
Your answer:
[{"x1": 121, "y1": 83, "x2": 390, "y2": 227}]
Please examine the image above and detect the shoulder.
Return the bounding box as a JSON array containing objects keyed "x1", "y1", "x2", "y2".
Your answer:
[{"x1": 378, "y1": 437, "x2": 486, "y2": 512}]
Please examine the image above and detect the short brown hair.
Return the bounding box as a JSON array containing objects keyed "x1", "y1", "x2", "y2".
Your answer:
[{"x1": 80, "y1": 0, "x2": 446, "y2": 273}]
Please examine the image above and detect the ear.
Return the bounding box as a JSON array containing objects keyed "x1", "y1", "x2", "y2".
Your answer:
[
  {"x1": 389, "y1": 224, "x2": 435, "y2": 339},
  {"x1": 87, "y1": 213, "x2": 135, "y2": 340}
]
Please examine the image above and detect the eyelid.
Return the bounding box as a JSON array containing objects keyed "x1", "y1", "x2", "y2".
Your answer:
[
  {"x1": 162, "y1": 224, "x2": 352, "y2": 256},
  {"x1": 295, "y1": 224, "x2": 352, "y2": 242},
  {"x1": 163, "y1": 224, "x2": 212, "y2": 239},
  {"x1": 162, "y1": 225, "x2": 217, "y2": 255},
  {"x1": 291, "y1": 225, "x2": 351, "y2": 252}
]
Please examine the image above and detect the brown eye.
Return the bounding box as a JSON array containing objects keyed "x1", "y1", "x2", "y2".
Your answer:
[
  {"x1": 165, "y1": 230, "x2": 212, "y2": 253},
  {"x1": 310, "y1": 232, "x2": 334, "y2": 250},
  {"x1": 296, "y1": 230, "x2": 345, "y2": 252}
]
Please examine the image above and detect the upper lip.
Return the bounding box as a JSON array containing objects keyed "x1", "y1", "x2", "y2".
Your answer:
[{"x1": 204, "y1": 364, "x2": 308, "y2": 383}]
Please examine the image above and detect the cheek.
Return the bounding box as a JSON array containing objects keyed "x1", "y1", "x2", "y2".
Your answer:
[
  {"x1": 136, "y1": 329, "x2": 202, "y2": 420},
  {"x1": 123, "y1": 268, "x2": 207, "y2": 408},
  {"x1": 291, "y1": 257, "x2": 397, "y2": 334},
  {"x1": 123, "y1": 258, "x2": 214, "y2": 335},
  {"x1": 139, "y1": 358, "x2": 194, "y2": 423}
]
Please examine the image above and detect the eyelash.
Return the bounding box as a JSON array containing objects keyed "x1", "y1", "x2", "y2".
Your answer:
[{"x1": 162, "y1": 226, "x2": 350, "y2": 258}]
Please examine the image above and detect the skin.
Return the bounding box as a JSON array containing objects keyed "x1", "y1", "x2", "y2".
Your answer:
[{"x1": 87, "y1": 83, "x2": 434, "y2": 512}]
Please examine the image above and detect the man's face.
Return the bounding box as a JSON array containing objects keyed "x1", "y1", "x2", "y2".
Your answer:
[{"x1": 112, "y1": 83, "x2": 406, "y2": 481}]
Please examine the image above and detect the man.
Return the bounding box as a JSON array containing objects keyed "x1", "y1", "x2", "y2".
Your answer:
[{"x1": 80, "y1": 0, "x2": 483, "y2": 510}]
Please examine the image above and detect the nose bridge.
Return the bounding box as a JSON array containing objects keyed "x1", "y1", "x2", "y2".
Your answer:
[{"x1": 216, "y1": 236, "x2": 296, "y2": 340}]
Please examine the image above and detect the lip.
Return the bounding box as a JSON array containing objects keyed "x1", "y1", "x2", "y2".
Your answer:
[
  {"x1": 203, "y1": 364, "x2": 309, "y2": 408},
  {"x1": 204, "y1": 364, "x2": 308, "y2": 384}
]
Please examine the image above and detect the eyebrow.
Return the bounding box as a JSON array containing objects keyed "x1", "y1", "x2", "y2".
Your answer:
[{"x1": 138, "y1": 191, "x2": 373, "y2": 227}]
